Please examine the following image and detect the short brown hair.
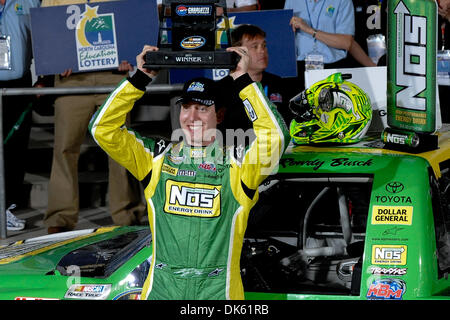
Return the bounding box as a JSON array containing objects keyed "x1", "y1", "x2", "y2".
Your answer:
[{"x1": 231, "y1": 24, "x2": 266, "y2": 46}]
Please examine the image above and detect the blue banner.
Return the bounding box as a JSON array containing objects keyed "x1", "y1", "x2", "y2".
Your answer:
[
  {"x1": 170, "y1": 9, "x2": 297, "y2": 83},
  {"x1": 31, "y1": 0, "x2": 158, "y2": 75}
]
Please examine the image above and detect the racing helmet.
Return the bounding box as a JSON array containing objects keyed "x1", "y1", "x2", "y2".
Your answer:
[{"x1": 289, "y1": 73, "x2": 372, "y2": 144}]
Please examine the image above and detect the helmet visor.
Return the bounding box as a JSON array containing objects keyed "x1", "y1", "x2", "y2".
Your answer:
[
  {"x1": 288, "y1": 90, "x2": 315, "y2": 122},
  {"x1": 318, "y1": 87, "x2": 333, "y2": 112}
]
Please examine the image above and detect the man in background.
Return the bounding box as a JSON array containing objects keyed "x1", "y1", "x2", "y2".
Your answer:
[
  {"x1": 0, "y1": 0, "x2": 40, "y2": 231},
  {"x1": 220, "y1": 24, "x2": 293, "y2": 132}
]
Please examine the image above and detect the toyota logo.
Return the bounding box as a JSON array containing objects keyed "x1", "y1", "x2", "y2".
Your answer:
[{"x1": 386, "y1": 181, "x2": 405, "y2": 194}]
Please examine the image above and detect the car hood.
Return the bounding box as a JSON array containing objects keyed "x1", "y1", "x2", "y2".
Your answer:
[{"x1": 0, "y1": 226, "x2": 149, "y2": 276}]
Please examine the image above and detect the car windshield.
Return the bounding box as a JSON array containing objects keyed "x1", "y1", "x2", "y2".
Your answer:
[{"x1": 56, "y1": 228, "x2": 151, "y2": 278}]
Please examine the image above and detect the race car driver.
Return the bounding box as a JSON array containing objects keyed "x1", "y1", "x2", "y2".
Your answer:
[{"x1": 89, "y1": 45, "x2": 290, "y2": 300}]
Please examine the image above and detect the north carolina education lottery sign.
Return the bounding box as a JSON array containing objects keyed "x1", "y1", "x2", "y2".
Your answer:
[
  {"x1": 75, "y1": 5, "x2": 118, "y2": 71},
  {"x1": 30, "y1": 0, "x2": 158, "y2": 75}
]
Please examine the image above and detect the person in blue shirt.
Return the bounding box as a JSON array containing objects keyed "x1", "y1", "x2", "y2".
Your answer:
[
  {"x1": 284, "y1": 0, "x2": 361, "y2": 90},
  {"x1": 0, "y1": 0, "x2": 40, "y2": 231}
]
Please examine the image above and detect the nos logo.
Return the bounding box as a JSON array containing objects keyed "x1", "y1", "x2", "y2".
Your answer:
[
  {"x1": 164, "y1": 180, "x2": 221, "y2": 217},
  {"x1": 372, "y1": 245, "x2": 407, "y2": 265}
]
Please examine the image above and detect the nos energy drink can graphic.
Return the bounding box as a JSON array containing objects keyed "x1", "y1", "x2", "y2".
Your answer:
[{"x1": 387, "y1": 0, "x2": 437, "y2": 133}]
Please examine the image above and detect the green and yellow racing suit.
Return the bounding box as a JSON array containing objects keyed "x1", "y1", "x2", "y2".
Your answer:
[{"x1": 89, "y1": 70, "x2": 289, "y2": 299}]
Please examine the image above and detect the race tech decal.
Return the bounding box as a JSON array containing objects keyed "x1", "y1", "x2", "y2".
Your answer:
[
  {"x1": 65, "y1": 284, "x2": 111, "y2": 300},
  {"x1": 164, "y1": 180, "x2": 221, "y2": 217}
]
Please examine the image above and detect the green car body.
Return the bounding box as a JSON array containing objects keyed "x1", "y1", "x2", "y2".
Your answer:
[
  {"x1": 0, "y1": 226, "x2": 152, "y2": 300},
  {"x1": 0, "y1": 128, "x2": 449, "y2": 300},
  {"x1": 243, "y1": 128, "x2": 450, "y2": 300}
]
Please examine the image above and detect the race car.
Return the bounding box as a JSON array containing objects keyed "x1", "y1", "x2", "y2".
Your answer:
[
  {"x1": 1, "y1": 66, "x2": 449, "y2": 300},
  {"x1": 0, "y1": 126, "x2": 448, "y2": 300},
  {"x1": 242, "y1": 125, "x2": 450, "y2": 300},
  {"x1": 0, "y1": 226, "x2": 151, "y2": 300},
  {"x1": 238, "y1": 71, "x2": 449, "y2": 300}
]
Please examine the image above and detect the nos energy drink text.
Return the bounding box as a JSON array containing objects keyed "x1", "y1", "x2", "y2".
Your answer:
[{"x1": 387, "y1": 0, "x2": 437, "y2": 133}]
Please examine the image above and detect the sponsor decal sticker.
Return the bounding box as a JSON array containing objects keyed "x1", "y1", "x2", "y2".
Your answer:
[
  {"x1": 371, "y1": 205, "x2": 413, "y2": 225},
  {"x1": 198, "y1": 162, "x2": 216, "y2": 172},
  {"x1": 187, "y1": 81, "x2": 205, "y2": 92},
  {"x1": 176, "y1": 5, "x2": 212, "y2": 16},
  {"x1": 370, "y1": 266, "x2": 408, "y2": 276},
  {"x1": 155, "y1": 262, "x2": 167, "y2": 269},
  {"x1": 180, "y1": 36, "x2": 206, "y2": 50},
  {"x1": 162, "y1": 164, "x2": 178, "y2": 176},
  {"x1": 375, "y1": 195, "x2": 412, "y2": 204},
  {"x1": 190, "y1": 148, "x2": 206, "y2": 158},
  {"x1": 65, "y1": 284, "x2": 111, "y2": 300},
  {"x1": 386, "y1": 181, "x2": 405, "y2": 193},
  {"x1": 175, "y1": 5, "x2": 188, "y2": 16},
  {"x1": 366, "y1": 278, "x2": 406, "y2": 300},
  {"x1": 177, "y1": 169, "x2": 196, "y2": 177},
  {"x1": 372, "y1": 245, "x2": 407, "y2": 265},
  {"x1": 269, "y1": 93, "x2": 283, "y2": 103},
  {"x1": 157, "y1": 140, "x2": 166, "y2": 152},
  {"x1": 243, "y1": 99, "x2": 258, "y2": 122},
  {"x1": 208, "y1": 268, "x2": 224, "y2": 277},
  {"x1": 382, "y1": 226, "x2": 405, "y2": 236},
  {"x1": 168, "y1": 155, "x2": 185, "y2": 165},
  {"x1": 165, "y1": 180, "x2": 221, "y2": 217},
  {"x1": 112, "y1": 289, "x2": 141, "y2": 300}
]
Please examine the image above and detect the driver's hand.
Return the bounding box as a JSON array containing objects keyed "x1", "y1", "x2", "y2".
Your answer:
[{"x1": 136, "y1": 45, "x2": 159, "y2": 79}]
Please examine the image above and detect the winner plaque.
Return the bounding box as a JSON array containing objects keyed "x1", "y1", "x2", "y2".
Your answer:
[{"x1": 144, "y1": 0, "x2": 239, "y2": 69}]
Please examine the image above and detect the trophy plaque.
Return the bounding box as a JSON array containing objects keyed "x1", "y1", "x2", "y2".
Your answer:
[{"x1": 144, "y1": 0, "x2": 239, "y2": 69}]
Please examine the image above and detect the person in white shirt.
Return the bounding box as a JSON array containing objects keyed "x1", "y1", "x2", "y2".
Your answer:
[{"x1": 226, "y1": 0, "x2": 258, "y2": 12}]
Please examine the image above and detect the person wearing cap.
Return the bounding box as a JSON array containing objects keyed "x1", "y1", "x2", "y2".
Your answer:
[{"x1": 89, "y1": 45, "x2": 290, "y2": 300}]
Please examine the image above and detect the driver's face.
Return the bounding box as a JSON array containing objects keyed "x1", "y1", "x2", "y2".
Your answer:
[{"x1": 179, "y1": 101, "x2": 218, "y2": 146}]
